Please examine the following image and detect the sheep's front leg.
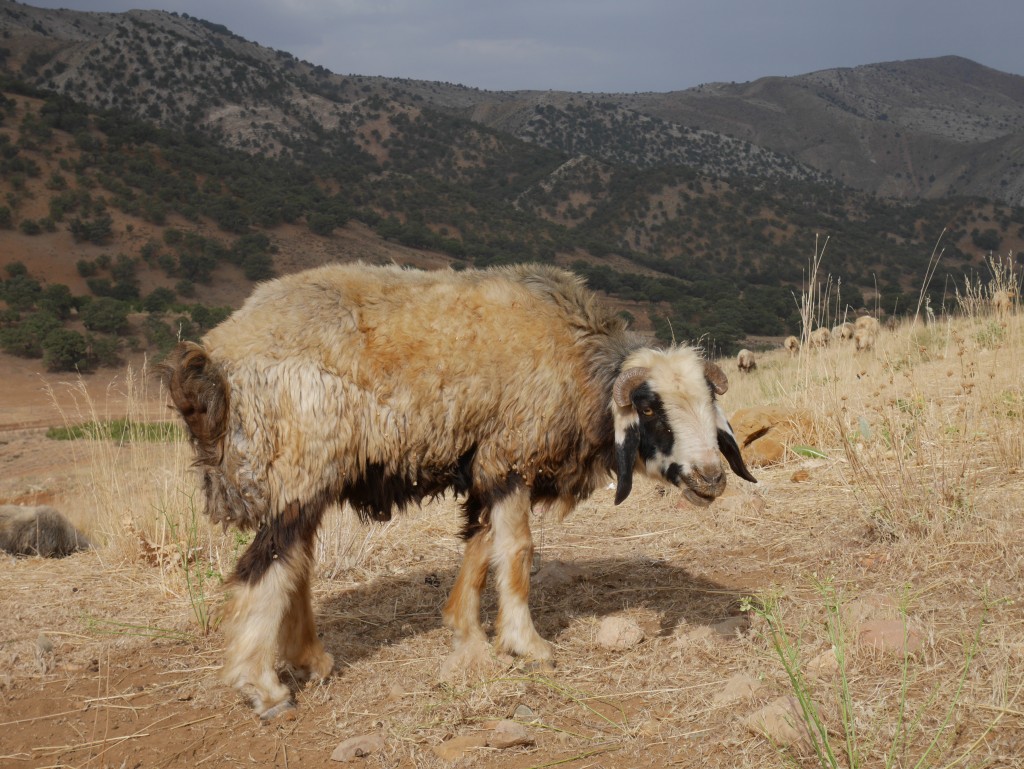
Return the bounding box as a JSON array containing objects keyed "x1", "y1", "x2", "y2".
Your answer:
[
  {"x1": 491, "y1": 488, "x2": 553, "y2": 664},
  {"x1": 223, "y1": 501, "x2": 327, "y2": 719},
  {"x1": 277, "y1": 524, "x2": 334, "y2": 684},
  {"x1": 441, "y1": 527, "x2": 492, "y2": 679}
]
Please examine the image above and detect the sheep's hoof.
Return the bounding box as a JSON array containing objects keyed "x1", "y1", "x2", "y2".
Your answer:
[
  {"x1": 258, "y1": 698, "x2": 296, "y2": 721},
  {"x1": 440, "y1": 637, "x2": 495, "y2": 683},
  {"x1": 520, "y1": 657, "x2": 556, "y2": 674}
]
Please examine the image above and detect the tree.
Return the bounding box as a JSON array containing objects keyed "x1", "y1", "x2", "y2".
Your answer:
[
  {"x1": 0, "y1": 311, "x2": 60, "y2": 358},
  {"x1": 42, "y1": 329, "x2": 88, "y2": 372},
  {"x1": 38, "y1": 283, "x2": 75, "y2": 320},
  {"x1": 1, "y1": 273, "x2": 42, "y2": 311},
  {"x1": 81, "y1": 297, "x2": 129, "y2": 334}
]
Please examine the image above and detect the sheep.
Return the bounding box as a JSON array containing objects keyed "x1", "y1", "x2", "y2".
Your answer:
[
  {"x1": 0, "y1": 505, "x2": 92, "y2": 557},
  {"x1": 783, "y1": 335, "x2": 799, "y2": 355},
  {"x1": 852, "y1": 316, "x2": 880, "y2": 352},
  {"x1": 832, "y1": 322, "x2": 854, "y2": 341},
  {"x1": 737, "y1": 348, "x2": 756, "y2": 373},
  {"x1": 992, "y1": 289, "x2": 1015, "y2": 317},
  {"x1": 161, "y1": 262, "x2": 757, "y2": 719},
  {"x1": 809, "y1": 327, "x2": 831, "y2": 348}
]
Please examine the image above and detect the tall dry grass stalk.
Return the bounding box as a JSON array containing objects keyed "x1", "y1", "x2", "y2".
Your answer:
[{"x1": 47, "y1": 359, "x2": 401, "y2": 632}]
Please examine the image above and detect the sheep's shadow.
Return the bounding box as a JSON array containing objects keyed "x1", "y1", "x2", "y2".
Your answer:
[{"x1": 314, "y1": 556, "x2": 747, "y2": 672}]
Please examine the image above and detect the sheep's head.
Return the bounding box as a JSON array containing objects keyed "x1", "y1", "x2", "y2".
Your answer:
[{"x1": 611, "y1": 347, "x2": 756, "y2": 507}]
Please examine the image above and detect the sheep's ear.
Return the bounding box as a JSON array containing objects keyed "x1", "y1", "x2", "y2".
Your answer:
[
  {"x1": 714, "y1": 404, "x2": 757, "y2": 483},
  {"x1": 614, "y1": 424, "x2": 641, "y2": 504}
]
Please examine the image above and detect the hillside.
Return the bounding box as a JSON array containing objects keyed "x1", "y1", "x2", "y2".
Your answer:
[{"x1": 2, "y1": 1, "x2": 1024, "y2": 366}]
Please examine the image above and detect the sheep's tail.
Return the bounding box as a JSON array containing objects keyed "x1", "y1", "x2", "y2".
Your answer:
[{"x1": 160, "y1": 341, "x2": 228, "y2": 466}]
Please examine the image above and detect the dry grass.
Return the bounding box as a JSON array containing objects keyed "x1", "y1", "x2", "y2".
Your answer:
[{"x1": 2, "y1": 280, "x2": 1024, "y2": 767}]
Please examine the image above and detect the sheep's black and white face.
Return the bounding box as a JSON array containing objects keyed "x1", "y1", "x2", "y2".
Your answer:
[{"x1": 611, "y1": 348, "x2": 756, "y2": 507}]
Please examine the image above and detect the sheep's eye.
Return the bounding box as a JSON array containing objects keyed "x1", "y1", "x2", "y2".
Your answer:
[{"x1": 641, "y1": 407, "x2": 654, "y2": 417}]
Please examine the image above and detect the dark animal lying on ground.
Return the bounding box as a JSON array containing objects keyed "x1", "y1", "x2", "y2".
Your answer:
[
  {"x1": 0, "y1": 505, "x2": 92, "y2": 557},
  {"x1": 161, "y1": 262, "x2": 756, "y2": 718}
]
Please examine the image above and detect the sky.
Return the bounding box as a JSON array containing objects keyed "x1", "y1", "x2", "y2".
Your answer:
[{"x1": 20, "y1": 0, "x2": 1024, "y2": 93}]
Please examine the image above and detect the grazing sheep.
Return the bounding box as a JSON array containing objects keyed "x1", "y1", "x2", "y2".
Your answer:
[
  {"x1": 783, "y1": 335, "x2": 799, "y2": 355},
  {"x1": 809, "y1": 327, "x2": 831, "y2": 348},
  {"x1": 832, "y1": 322, "x2": 854, "y2": 341},
  {"x1": 162, "y1": 262, "x2": 756, "y2": 719},
  {"x1": 737, "y1": 348, "x2": 757, "y2": 373},
  {"x1": 853, "y1": 316, "x2": 880, "y2": 352},
  {"x1": 0, "y1": 505, "x2": 92, "y2": 557},
  {"x1": 992, "y1": 289, "x2": 1015, "y2": 317}
]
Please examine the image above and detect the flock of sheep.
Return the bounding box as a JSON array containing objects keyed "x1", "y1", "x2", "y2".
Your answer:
[{"x1": 737, "y1": 313, "x2": 882, "y2": 374}]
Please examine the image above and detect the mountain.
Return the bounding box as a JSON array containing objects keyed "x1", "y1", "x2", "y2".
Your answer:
[
  {"x1": 3, "y1": 2, "x2": 1022, "y2": 204},
  {"x1": 1, "y1": 0, "x2": 1023, "y2": 368}
]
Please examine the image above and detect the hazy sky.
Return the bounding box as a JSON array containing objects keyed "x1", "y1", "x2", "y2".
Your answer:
[{"x1": 21, "y1": 0, "x2": 1024, "y2": 92}]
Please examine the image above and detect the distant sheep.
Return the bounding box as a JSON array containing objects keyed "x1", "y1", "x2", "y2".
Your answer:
[
  {"x1": 783, "y1": 335, "x2": 799, "y2": 355},
  {"x1": 0, "y1": 505, "x2": 92, "y2": 557},
  {"x1": 854, "y1": 316, "x2": 880, "y2": 352},
  {"x1": 832, "y1": 322, "x2": 854, "y2": 341},
  {"x1": 162, "y1": 262, "x2": 756, "y2": 719},
  {"x1": 737, "y1": 348, "x2": 757, "y2": 373},
  {"x1": 992, "y1": 289, "x2": 1015, "y2": 317},
  {"x1": 809, "y1": 327, "x2": 831, "y2": 348}
]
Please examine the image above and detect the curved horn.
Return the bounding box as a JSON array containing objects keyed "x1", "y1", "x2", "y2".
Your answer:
[
  {"x1": 612, "y1": 367, "x2": 650, "y2": 408},
  {"x1": 704, "y1": 360, "x2": 729, "y2": 395}
]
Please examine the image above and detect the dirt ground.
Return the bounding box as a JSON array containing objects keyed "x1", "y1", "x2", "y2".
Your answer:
[{"x1": 2, "y1": 335, "x2": 1023, "y2": 769}]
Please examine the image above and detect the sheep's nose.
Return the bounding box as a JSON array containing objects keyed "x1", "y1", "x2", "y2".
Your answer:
[{"x1": 693, "y1": 463, "x2": 725, "y2": 492}]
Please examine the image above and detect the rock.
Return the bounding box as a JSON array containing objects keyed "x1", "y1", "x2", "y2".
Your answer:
[
  {"x1": 744, "y1": 695, "x2": 814, "y2": 747},
  {"x1": 513, "y1": 703, "x2": 537, "y2": 720},
  {"x1": 712, "y1": 673, "x2": 763, "y2": 705},
  {"x1": 806, "y1": 646, "x2": 840, "y2": 677},
  {"x1": 841, "y1": 594, "x2": 901, "y2": 629},
  {"x1": 710, "y1": 616, "x2": 750, "y2": 638},
  {"x1": 728, "y1": 407, "x2": 815, "y2": 467},
  {"x1": 386, "y1": 682, "x2": 407, "y2": 701},
  {"x1": 489, "y1": 720, "x2": 534, "y2": 749},
  {"x1": 857, "y1": 619, "x2": 924, "y2": 655},
  {"x1": 0, "y1": 505, "x2": 92, "y2": 557},
  {"x1": 533, "y1": 560, "x2": 585, "y2": 589},
  {"x1": 790, "y1": 469, "x2": 811, "y2": 482},
  {"x1": 431, "y1": 734, "x2": 489, "y2": 761},
  {"x1": 330, "y1": 732, "x2": 385, "y2": 762},
  {"x1": 596, "y1": 616, "x2": 645, "y2": 650}
]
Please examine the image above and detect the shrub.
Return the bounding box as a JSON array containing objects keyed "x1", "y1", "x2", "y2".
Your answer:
[
  {"x1": 42, "y1": 328, "x2": 88, "y2": 371},
  {"x1": 0, "y1": 311, "x2": 60, "y2": 357},
  {"x1": 142, "y1": 287, "x2": 176, "y2": 313},
  {"x1": 88, "y1": 334, "x2": 122, "y2": 368},
  {"x1": 80, "y1": 297, "x2": 129, "y2": 334}
]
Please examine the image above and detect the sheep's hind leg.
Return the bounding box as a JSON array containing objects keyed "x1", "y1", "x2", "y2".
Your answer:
[
  {"x1": 491, "y1": 488, "x2": 553, "y2": 666},
  {"x1": 441, "y1": 527, "x2": 493, "y2": 680},
  {"x1": 223, "y1": 501, "x2": 326, "y2": 718}
]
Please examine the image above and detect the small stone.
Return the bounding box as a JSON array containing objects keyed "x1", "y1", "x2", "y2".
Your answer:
[
  {"x1": 431, "y1": 734, "x2": 488, "y2": 761},
  {"x1": 596, "y1": 616, "x2": 645, "y2": 650},
  {"x1": 533, "y1": 560, "x2": 585, "y2": 589},
  {"x1": 744, "y1": 695, "x2": 813, "y2": 747},
  {"x1": 488, "y1": 720, "x2": 534, "y2": 749},
  {"x1": 513, "y1": 704, "x2": 536, "y2": 720},
  {"x1": 35, "y1": 634, "x2": 54, "y2": 655},
  {"x1": 790, "y1": 469, "x2": 810, "y2": 482},
  {"x1": 713, "y1": 673, "x2": 763, "y2": 705},
  {"x1": 710, "y1": 616, "x2": 750, "y2": 639},
  {"x1": 858, "y1": 619, "x2": 924, "y2": 655},
  {"x1": 806, "y1": 646, "x2": 840, "y2": 677},
  {"x1": 387, "y1": 682, "x2": 407, "y2": 701},
  {"x1": 330, "y1": 732, "x2": 385, "y2": 762}
]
